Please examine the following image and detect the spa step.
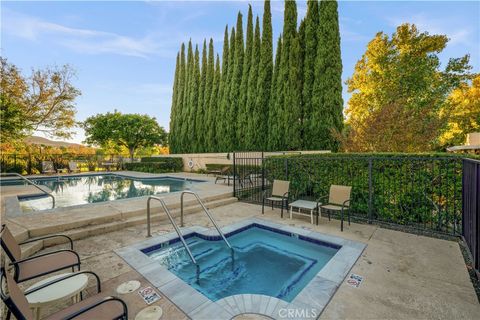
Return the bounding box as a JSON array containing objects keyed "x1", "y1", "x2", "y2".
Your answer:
[{"x1": 26, "y1": 196, "x2": 238, "y2": 251}]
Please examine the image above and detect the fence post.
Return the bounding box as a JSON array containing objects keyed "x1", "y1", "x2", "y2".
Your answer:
[
  {"x1": 368, "y1": 158, "x2": 373, "y2": 224},
  {"x1": 233, "y1": 152, "x2": 236, "y2": 197}
]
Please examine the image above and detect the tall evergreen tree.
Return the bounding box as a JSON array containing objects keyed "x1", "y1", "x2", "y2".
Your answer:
[
  {"x1": 173, "y1": 44, "x2": 186, "y2": 153},
  {"x1": 195, "y1": 40, "x2": 208, "y2": 152},
  {"x1": 245, "y1": 16, "x2": 261, "y2": 150},
  {"x1": 206, "y1": 55, "x2": 221, "y2": 152},
  {"x1": 312, "y1": 0, "x2": 343, "y2": 151},
  {"x1": 203, "y1": 39, "x2": 215, "y2": 152},
  {"x1": 178, "y1": 40, "x2": 193, "y2": 153},
  {"x1": 186, "y1": 45, "x2": 200, "y2": 151},
  {"x1": 219, "y1": 27, "x2": 236, "y2": 151},
  {"x1": 255, "y1": 0, "x2": 273, "y2": 151},
  {"x1": 268, "y1": 35, "x2": 282, "y2": 151},
  {"x1": 238, "y1": 6, "x2": 253, "y2": 150},
  {"x1": 271, "y1": 0, "x2": 297, "y2": 150},
  {"x1": 215, "y1": 27, "x2": 229, "y2": 152},
  {"x1": 169, "y1": 52, "x2": 180, "y2": 153},
  {"x1": 302, "y1": 1, "x2": 319, "y2": 149},
  {"x1": 227, "y1": 12, "x2": 244, "y2": 151}
]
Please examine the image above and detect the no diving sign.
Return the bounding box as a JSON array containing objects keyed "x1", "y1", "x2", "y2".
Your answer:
[{"x1": 346, "y1": 273, "x2": 363, "y2": 288}]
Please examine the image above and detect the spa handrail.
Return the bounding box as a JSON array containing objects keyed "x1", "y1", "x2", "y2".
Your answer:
[
  {"x1": 146, "y1": 196, "x2": 200, "y2": 282},
  {"x1": 1, "y1": 172, "x2": 55, "y2": 209},
  {"x1": 180, "y1": 191, "x2": 234, "y2": 261}
]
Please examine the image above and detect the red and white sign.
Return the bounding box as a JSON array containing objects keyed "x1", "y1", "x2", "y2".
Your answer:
[{"x1": 346, "y1": 273, "x2": 363, "y2": 288}]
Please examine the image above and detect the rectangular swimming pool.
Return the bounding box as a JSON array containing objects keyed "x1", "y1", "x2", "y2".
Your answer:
[
  {"x1": 1, "y1": 174, "x2": 202, "y2": 211},
  {"x1": 143, "y1": 224, "x2": 339, "y2": 302}
]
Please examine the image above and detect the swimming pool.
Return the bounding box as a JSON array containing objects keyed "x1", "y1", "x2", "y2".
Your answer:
[
  {"x1": 1, "y1": 174, "x2": 202, "y2": 211},
  {"x1": 144, "y1": 224, "x2": 339, "y2": 302},
  {"x1": 117, "y1": 219, "x2": 366, "y2": 319}
]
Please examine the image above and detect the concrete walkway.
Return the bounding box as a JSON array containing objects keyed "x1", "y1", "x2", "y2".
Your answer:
[{"x1": 4, "y1": 201, "x2": 477, "y2": 319}]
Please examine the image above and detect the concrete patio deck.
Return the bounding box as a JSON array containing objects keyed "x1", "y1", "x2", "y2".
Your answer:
[{"x1": 2, "y1": 199, "x2": 478, "y2": 319}]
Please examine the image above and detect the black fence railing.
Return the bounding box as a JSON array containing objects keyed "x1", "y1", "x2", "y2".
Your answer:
[
  {"x1": 233, "y1": 153, "x2": 464, "y2": 237},
  {"x1": 0, "y1": 153, "x2": 131, "y2": 174},
  {"x1": 462, "y1": 158, "x2": 479, "y2": 278}
]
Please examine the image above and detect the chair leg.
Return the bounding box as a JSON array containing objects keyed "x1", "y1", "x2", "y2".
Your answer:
[
  {"x1": 281, "y1": 202, "x2": 284, "y2": 218},
  {"x1": 316, "y1": 207, "x2": 319, "y2": 225},
  {"x1": 328, "y1": 210, "x2": 331, "y2": 221},
  {"x1": 262, "y1": 198, "x2": 265, "y2": 214},
  {"x1": 341, "y1": 208, "x2": 344, "y2": 232},
  {"x1": 348, "y1": 209, "x2": 351, "y2": 225}
]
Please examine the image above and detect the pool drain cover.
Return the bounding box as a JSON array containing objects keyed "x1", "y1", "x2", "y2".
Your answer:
[
  {"x1": 135, "y1": 306, "x2": 163, "y2": 320},
  {"x1": 116, "y1": 280, "x2": 141, "y2": 294}
]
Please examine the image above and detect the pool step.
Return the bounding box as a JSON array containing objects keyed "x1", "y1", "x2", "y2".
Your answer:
[{"x1": 31, "y1": 196, "x2": 238, "y2": 250}]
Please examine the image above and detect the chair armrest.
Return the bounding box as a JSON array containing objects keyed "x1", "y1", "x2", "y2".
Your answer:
[
  {"x1": 24, "y1": 271, "x2": 101, "y2": 295},
  {"x1": 342, "y1": 199, "x2": 351, "y2": 208},
  {"x1": 316, "y1": 195, "x2": 328, "y2": 206},
  {"x1": 19, "y1": 234, "x2": 74, "y2": 250},
  {"x1": 64, "y1": 296, "x2": 128, "y2": 320},
  {"x1": 13, "y1": 249, "x2": 80, "y2": 265}
]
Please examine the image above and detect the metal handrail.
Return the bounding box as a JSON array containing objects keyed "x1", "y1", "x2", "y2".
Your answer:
[
  {"x1": 180, "y1": 191, "x2": 234, "y2": 263},
  {"x1": 146, "y1": 196, "x2": 200, "y2": 282},
  {"x1": 1, "y1": 173, "x2": 55, "y2": 209}
]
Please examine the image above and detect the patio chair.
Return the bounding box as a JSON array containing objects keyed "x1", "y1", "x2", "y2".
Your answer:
[
  {"x1": 262, "y1": 180, "x2": 290, "y2": 218},
  {"x1": 41, "y1": 161, "x2": 56, "y2": 174},
  {"x1": 318, "y1": 185, "x2": 352, "y2": 232},
  {"x1": 0, "y1": 224, "x2": 81, "y2": 283},
  {"x1": 0, "y1": 268, "x2": 128, "y2": 320},
  {"x1": 69, "y1": 161, "x2": 81, "y2": 173},
  {"x1": 214, "y1": 166, "x2": 232, "y2": 184}
]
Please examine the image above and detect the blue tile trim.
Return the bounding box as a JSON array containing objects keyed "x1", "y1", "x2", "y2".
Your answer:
[{"x1": 141, "y1": 222, "x2": 341, "y2": 254}]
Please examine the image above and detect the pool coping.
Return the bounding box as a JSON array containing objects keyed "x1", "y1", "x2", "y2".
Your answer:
[
  {"x1": 3, "y1": 172, "x2": 208, "y2": 217},
  {"x1": 115, "y1": 217, "x2": 367, "y2": 320}
]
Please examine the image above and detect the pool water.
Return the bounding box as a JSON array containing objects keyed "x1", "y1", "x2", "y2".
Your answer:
[
  {"x1": 144, "y1": 225, "x2": 339, "y2": 302},
  {"x1": 2, "y1": 174, "x2": 199, "y2": 211}
]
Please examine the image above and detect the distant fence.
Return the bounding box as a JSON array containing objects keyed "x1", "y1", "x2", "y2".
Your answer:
[
  {"x1": 462, "y1": 158, "x2": 479, "y2": 278},
  {"x1": 0, "y1": 153, "x2": 134, "y2": 174},
  {"x1": 233, "y1": 152, "x2": 465, "y2": 237}
]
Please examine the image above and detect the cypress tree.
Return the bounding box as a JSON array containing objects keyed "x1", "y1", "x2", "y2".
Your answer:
[
  {"x1": 227, "y1": 12, "x2": 244, "y2": 151},
  {"x1": 312, "y1": 0, "x2": 343, "y2": 151},
  {"x1": 255, "y1": 0, "x2": 273, "y2": 151},
  {"x1": 173, "y1": 43, "x2": 186, "y2": 153},
  {"x1": 245, "y1": 16, "x2": 261, "y2": 151},
  {"x1": 219, "y1": 27, "x2": 236, "y2": 151},
  {"x1": 271, "y1": 0, "x2": 297, "y2": 151},
  {"x1": 179, "y1": 40, "x2": 193, "y2": 153},
  {"x1": 206, "y1": 55, "x2": 221, "y2": 152},
  {"x1": 195, "y1": 40, "x2": 208, "y2": 152},
  {"x1": 268, "y1": 35, "x2": 282, "y2": 151},
  {"x1": 238, "y1": 6, "x2": 253, "y2": 150},
  {"x1": 216, "y1": 26, "x2": 229, "y2": 152},
  {"x1": 186, "y1": 45, "x2": 200, "y2": 152},
  {"x1": 203, "y1": 39, "x2": 215, "y2": 152},
  {"x1": 169, "y1": 52, "x2": 180, "y2": 153},
  {"x1": 302, "y1": 0, "x2": 320, "y2": 149}
]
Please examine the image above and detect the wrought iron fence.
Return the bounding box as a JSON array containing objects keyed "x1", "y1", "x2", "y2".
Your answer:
[
  {"x1": 462, "y1": 158, "x2": 479, "y2": 277},
  {"x1": 233, "y1": 152, "x2": 464, "y2": 236},
  {"x1": 0, "y1": 153, "x2": 130, "y2": 174}
]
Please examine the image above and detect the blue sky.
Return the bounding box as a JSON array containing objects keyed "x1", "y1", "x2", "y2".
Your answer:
[{"x1": 2, "y1": 0, "x2": 479, "y2": 143}]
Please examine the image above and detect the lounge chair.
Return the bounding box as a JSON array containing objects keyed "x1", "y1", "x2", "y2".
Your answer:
[
  {"x1": 318, "y1": 185, "x2": 352, "y2": 231},
  {"x1": 41, "y1": 161, "x2": 56, "y2": 174},
  {"x1": 0, "y1": 268, "x2": 128, "y2": 320},
  {"x1": 69, "y1": 161, "x2": 81, "y2": 173},
  {"x1": 214, "y1": 166, "x2": 232, "y2": 184},
  {"x1": 0, "y1": 224, "x2": 81, "y2": 283},
  {"x1": 262, "y1": 180, "x2": 290, "y2": 218}
]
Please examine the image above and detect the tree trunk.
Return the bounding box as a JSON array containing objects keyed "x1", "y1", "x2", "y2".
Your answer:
[{"x1": 129, "y1": 148, "x2": 135, "y2": 162}]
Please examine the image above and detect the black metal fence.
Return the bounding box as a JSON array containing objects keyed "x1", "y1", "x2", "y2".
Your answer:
[
  {"x1": 462, "y1": 158, "x2": 479, "y2": 277},
  {"x1": 233, "y1": 152, "x2": 464, "y2": 237},
  {"x1": 0, "y1": 153, "x2": 129, "y2": 174}
]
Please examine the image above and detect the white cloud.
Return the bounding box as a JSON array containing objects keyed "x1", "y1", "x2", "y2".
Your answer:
[
  {"x1": 387, "y1": 13, "x2": 474, "y2": 47},
  {"x1": 2, "y1": 8, "x2": 164, "y2": 58}
]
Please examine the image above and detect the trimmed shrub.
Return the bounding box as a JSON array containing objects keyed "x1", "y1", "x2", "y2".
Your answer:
[{"x1": 125, "y1": 157, "x2": 183, "y2": 173}]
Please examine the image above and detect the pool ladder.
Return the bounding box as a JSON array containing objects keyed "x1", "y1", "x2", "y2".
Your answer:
[
  {"x1": 146, "y1": 191, "x2": 234, "y2": 283},
  {"x1": 1, "y1": 172, "x2": 55, "y2": 209}
]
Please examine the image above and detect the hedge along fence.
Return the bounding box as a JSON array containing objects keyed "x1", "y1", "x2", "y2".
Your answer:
[
  {"x1": 124, "y1": 157, "x2": 183, "y2": 173},
  {"x1": 235, "y1": 153, "x2": 478, "y2": 236}
]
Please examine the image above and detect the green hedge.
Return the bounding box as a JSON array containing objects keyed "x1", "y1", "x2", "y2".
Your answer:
[
  {"x1": 125, "y1": 157, "x2": 183, "y2": 173},
  {"x1": 261, "y1": 153, "x2": 475, "y2": 235}
]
